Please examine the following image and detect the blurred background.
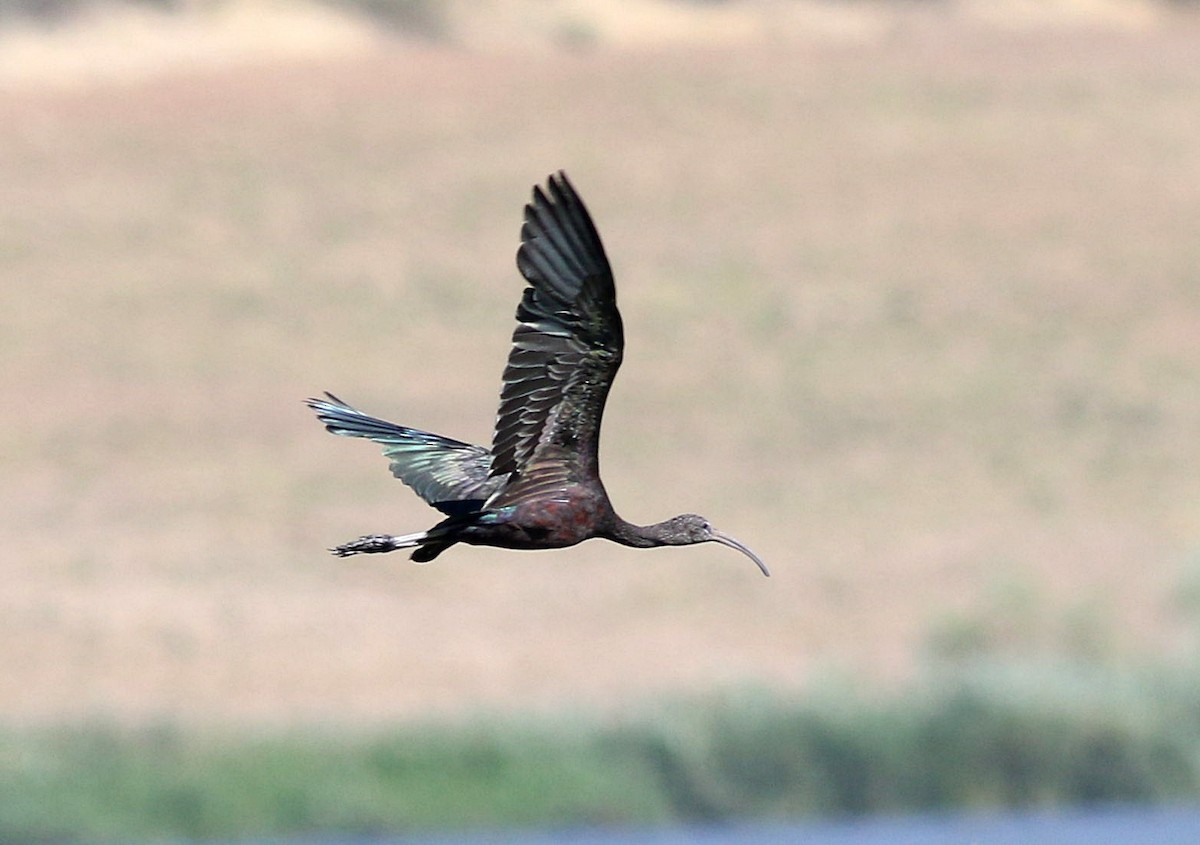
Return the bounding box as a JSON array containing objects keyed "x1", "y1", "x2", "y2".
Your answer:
[{"x1": 2, "y1": 0, "x2": 1199, "y2": 839}]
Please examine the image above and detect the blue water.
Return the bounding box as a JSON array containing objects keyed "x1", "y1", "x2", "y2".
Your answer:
[{"x1": 250, "y1": 806, "x2": 1200, "y2": 845}]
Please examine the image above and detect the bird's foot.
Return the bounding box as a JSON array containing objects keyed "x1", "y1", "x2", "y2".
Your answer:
[{"x1": 330, "y1": 534, "x2": 401, "y2": 557}]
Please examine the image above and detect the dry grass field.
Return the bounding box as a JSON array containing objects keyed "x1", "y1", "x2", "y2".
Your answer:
[{"x1": 2, "y1": 4, "x2": 1199, "y2": 729}]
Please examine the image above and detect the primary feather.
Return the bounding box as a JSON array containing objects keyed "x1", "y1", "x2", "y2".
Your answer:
[{"x1": 306, "y1": 392, "x2": 502, "y2": 515}]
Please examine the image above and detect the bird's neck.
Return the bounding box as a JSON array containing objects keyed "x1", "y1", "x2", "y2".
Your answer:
[{"x1": 606, "y1": 515, "x2": 665, "y2": 549}]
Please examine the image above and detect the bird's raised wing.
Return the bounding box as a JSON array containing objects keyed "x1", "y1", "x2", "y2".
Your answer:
[
  {"x1": 307, "y1": 393, "x2": 502, "y2": 515},
  {"x1": 489, "y1": 172, "x2": 624, "y2": 494}
]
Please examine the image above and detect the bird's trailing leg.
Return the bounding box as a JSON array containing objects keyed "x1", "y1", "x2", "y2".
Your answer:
[{"x1": 330, "y1": 531, "x2": 425, "y2": 558}]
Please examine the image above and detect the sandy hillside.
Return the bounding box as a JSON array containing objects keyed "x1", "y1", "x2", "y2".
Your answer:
[
  {"x1": 1, "y1": 4, "x2": 1199, "y2": 725},
  {"x1": 0, "y1": 0, "x2": 1175, "y2": 86}
]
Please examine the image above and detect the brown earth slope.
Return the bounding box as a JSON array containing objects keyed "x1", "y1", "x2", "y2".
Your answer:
[{"x1": 1, "y1": 12, "x2": 1199, "y2": 725}]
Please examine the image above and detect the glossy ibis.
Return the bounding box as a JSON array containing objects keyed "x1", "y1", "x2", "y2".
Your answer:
[{"x1": 307, "y1": 172, "x2": 769, "y2": 577}]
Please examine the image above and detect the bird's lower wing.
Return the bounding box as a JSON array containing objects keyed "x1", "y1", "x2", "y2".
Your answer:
[{"x1": 306, "y1": 393, "x2": 503, "y2": 515}]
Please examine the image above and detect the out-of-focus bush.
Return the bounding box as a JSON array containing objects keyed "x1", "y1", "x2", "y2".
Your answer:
[
  {"x1": 321, "y1": 0, "x2": 447, "y2": 38},
  {"x1": 0, "y1": 0, "x2": 444, "y2": 34}
]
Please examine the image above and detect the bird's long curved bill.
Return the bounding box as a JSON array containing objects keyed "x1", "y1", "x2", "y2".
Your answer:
[{"x1": 711, "y1": 530, "x2": 770, "y2": 577}]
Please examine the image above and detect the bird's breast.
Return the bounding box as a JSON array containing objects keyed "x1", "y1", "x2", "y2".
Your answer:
[{"x1": 486, "y1": 486, "x2": 610, "y2": 549}]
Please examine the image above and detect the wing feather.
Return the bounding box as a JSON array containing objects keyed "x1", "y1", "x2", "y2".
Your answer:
[
  {"x1": 307, "y1": 393, "x2": 502, "y2": 515},
  {"x1": 489, "y1": 172, "x2": 623, "y2": 497}
]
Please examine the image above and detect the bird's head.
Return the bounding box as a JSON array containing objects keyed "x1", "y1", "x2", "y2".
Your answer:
[{"x1": 661, "y1": 514, "x2": 770, "y2": 577}]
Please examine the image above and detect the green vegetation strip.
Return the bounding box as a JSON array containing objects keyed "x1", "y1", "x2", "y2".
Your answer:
[{"x1": 4, "y1": 662, "x2": 1200, "y2": 842}]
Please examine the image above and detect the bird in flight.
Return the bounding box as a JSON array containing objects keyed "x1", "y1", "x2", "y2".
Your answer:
[{"x1": 307, "y1": 172, "x2": 768, "y2": 577}]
